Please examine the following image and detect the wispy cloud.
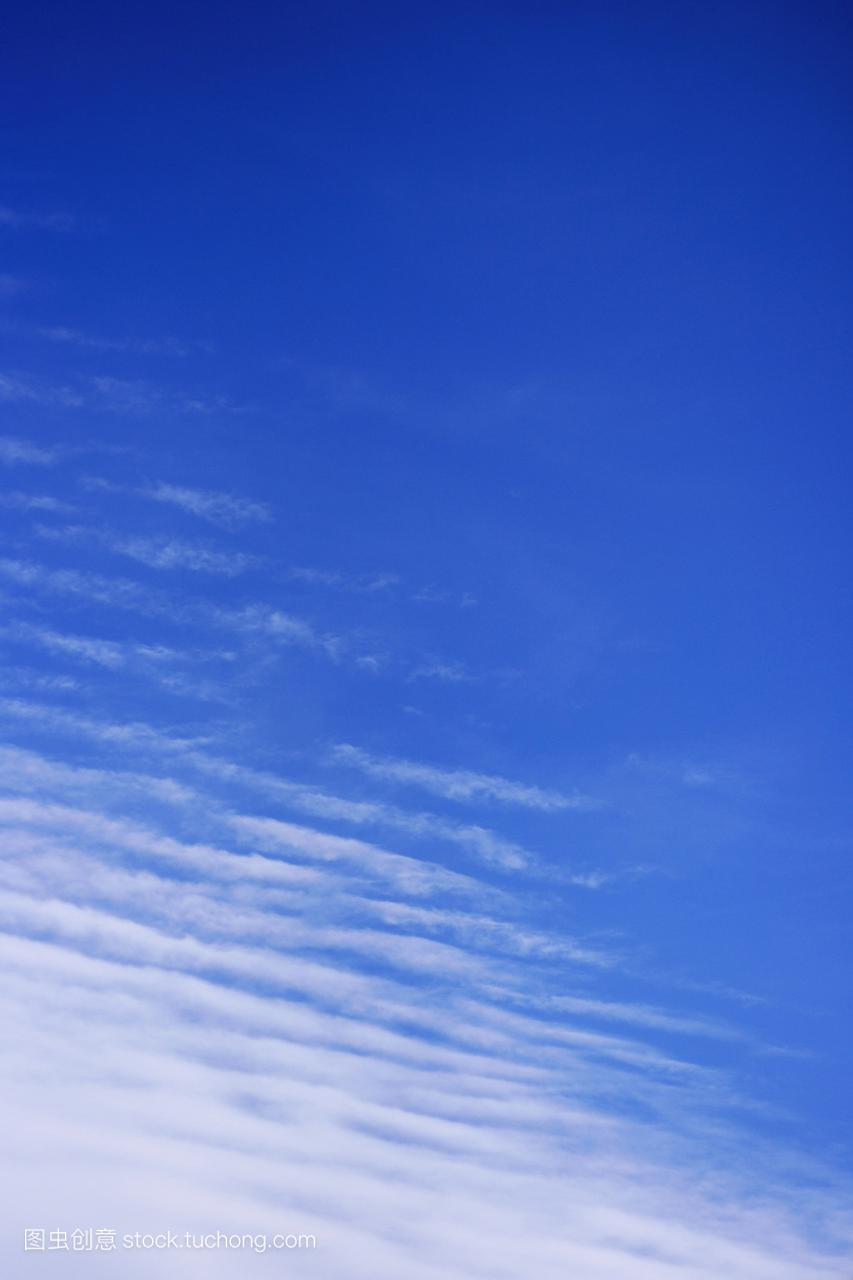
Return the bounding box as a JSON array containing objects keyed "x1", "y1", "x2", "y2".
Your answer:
[
  {"x1": 0, "y1": 435, "x2": 59, "y2": 465},
  {"x1": 0, "y1": 624, "x2": 232, "y2": 704},
  {"x1": 219, "y1": 602, "x2": 339, "y2": 654},
  {"x1": 0, "y1": 372, "x2": 85, "y2": 407},
  {"x1": 180, "y1": 742, "x2": 537, "y2": 872},
  {"x1": 229, "y1": 814, "x2": 488, "y2": 900},
  {"x1": 0, "y1": 623, "x2": 127, "y2": 670},
  {"x1": 285, "y1": 566, "x2": 475, "y2": 608},
  {"x1": 411, "y1": 585, "x2": 478, "y2": 607},
  {"x1": 0, "y1": 555, "x2": 169, "y2": 614},
  {"x1": 34, "y1": 523, "x2": 255, "y2": 576},
  {"x1": 625, "y1": 751, "x2": 743, "y2": 792},
  {"x1": 0, "y1": 698, "x2": 211, "y2": 754},
  {"x1": 331, "y1": 743, "x2": 597, "y2": 811},
  {"x1": 529, "y1": 993, "x2": 743, "y2": 1041},
  {"x1": 0, "y1": 491, "x2": 74, "y2": 512},
  {"x1": 110, "y1": 535, "x2": 254, "y2": 575},
  {"x1": 88, "y1": 375, "x2": 243, "y2": 415},
  {"x1": 0, "y1": 735, "x2": 849, "y2": 1280},
  {"x1": 142, "y1": 481, "x2": 273, "y2": 527},
  {"x1": 0, "y1": 697, "x2": 540, "y2": 871},
  {"x1": 287, "y1": 565, "x2": 401, "y2": 593},
  {"x1": 0, "y1": 558, "x2": 342, "y2": 665},
  {"x1": 0, "y1": 743, "x2": 600, "y2": 970},
  {"x1": 0, "y1": 205, "x2": 74, "y2": 231},
  {"x1": 0, "y1": 667, "x2": 80, "y2": 694},
  {"x1": 78, "y1": 475, "x2": 272, "y2": 527},
  {"x1": 409, "y1": 657, "x2": 472, "y2": 683},
  {"x1": 22, "y1": 325, "x2": 206, "y2": 357},
  {"x1": 0, "y1": 370, "x2": 247, "y2": 415}
]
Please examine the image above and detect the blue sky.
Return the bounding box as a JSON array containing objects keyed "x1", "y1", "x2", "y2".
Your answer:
[{"x1": 1, "y1": 3, "x2": 852, "y2": 1276}]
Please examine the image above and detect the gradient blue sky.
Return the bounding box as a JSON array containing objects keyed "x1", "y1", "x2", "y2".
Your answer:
[{"x1": 1, "y1": 4, "x2": 852, "y2": 1276}]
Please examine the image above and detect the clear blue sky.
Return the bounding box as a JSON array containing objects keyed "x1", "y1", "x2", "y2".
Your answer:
[{"x1": 1, "y1": 4, "x2": 851, "y2": 1276}]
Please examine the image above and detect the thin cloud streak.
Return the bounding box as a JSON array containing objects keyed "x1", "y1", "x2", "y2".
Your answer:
[
  {"x1": 0, "y1": 370, "x2": 248, "y2": 415},
  {"x1": 23, "y1": 324, "x2": 205, "y2": 357},
  {"x1": 0, "y1": 557, "x2": 340, "y2": 657},
  {"x1": 142, "y1": 481, "x2": 273, "y2": 526},
  {"x1": 0, "y1": 694, "x2": 538, "y2": 872},
  {"x1": 0, "y1": 435, "x2": 59, "y2": 465},
  {"x1": 34, "y1": 523, "x2": 256, "y2": 575},
  {"x1": 0, "y1": 491, "x2": 74, "y2": 512},
  {"x1": 331, "y1": 742, "x2": 598, "y2": 811}
]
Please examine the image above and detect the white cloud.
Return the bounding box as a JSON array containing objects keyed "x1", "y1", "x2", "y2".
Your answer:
[
  {"x1": 0, "y1": 558, "x2": 342, "y2": 667},
  {"x1": 0, "y1": 625, "x2": 229, "y2": 702},
  {"x1": 112, "y1": 535, "x2": 254, "y2": 575},
  {"x1": 220, "y1": 602, "x2": 337, "y2": 652},
  {"x1": 409, "y1": 657, "x2": 471, "y2": 683},
  {"x1": 89, "y1": 375, "x2": 245, "y2": 415},
  {"x1": 0, "y1": 555, "x2": 170, "y2": 614},
  {"x1": 0, "y1": 698, "x2": 208, "y2": 754},
  {"x1": 0, "y1": 667, "x2": 80, "y2": 694},
  {"x1": 0, "y1": 435, "x2": 59, "y2": 465},
  {"x1": 0, "y1": 371, "x2": 246, "y2": 415},
  {"x1": 34, "y1": 523, "x2": 255, "y2": 576},
  {"x1": 331, "y1": 742, "x2": 597, "y2": 811},
  {"x1": 411, "y1": 585, "x2": 478, "y2": 607},
  {"x1": 230, "y1": 813, "x2": 494, "y2": 899},
  {"x1": 142, "y1": 482, "x2": 273, "y2": 526},
  {"x1": 180, "y1": 742, "x2": 536, "y2": 872},
  {"x1": 0, "y1": 490, "x2": 74, "y2": 512},
  {"x1": 0, "y1": 769, "x2": 849, "y2": 1280},
  {"x1": 0, "y1": 696, "x2": 546, "y2": 873},
  {"x1": 1, "y1": 623, "x2": 126, "y2": 669},
  {"x1": 0, "y1": 743, "x2": 197, "y2": 808},
  {"x1": 287, "y1": 565, "x2": 400, "y2": 592},
  {"x1": 0, "y1": 373, "x2": 85, "y2": 407}
]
